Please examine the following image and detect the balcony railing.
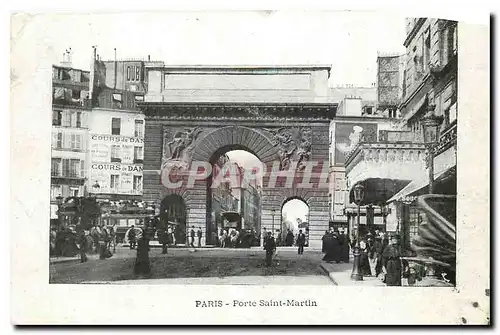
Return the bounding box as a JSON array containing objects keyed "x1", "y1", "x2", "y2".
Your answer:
[
  {"x1": 51, "y1": 172, "x2": 85, "y2": 179},
  {"x1": 378, "y1": 130, "x2": 423, "y2": 143},
  {"x1": 345, "y1": 140, "x2": 427, "y2": 175}
]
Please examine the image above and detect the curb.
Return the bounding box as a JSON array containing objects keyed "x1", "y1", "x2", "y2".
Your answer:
[
  {"x1": 319, "y1": 263, "x2": 339, "y2": 285},
  {"x1": 50, "y1": 258, "x2": 81, "y2": 265}
]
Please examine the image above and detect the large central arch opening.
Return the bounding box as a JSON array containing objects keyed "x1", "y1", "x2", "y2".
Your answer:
[{"x1": 206, "y1": 146, "x2": 264, "y2": 247}]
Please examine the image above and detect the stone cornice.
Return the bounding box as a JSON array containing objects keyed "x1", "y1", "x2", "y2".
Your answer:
[{"x1": 139, "y1": 102, "x2": 337, "y2": 120}]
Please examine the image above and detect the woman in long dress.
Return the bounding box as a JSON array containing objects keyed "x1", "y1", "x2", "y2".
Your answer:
[
  {"x1": 359, "y1": 239, "x2": 372, "y2": 276},
  {"x1": 382, "y1": 235, "x2": 402, "y2": 286}
]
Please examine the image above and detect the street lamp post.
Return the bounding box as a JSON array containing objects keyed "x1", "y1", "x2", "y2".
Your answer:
[
  {"x1": 421, "y1": 104, "x2": 443, "y2": 194},
  {"x1": 350, "y1": 183, "x2": 365, "y2": 281}
]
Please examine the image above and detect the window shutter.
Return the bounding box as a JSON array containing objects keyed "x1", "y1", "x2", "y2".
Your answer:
[
  {"x1": 80, "y1": 160, "x2": 85, "y2": 178},
  {"x1": 52, "y1": 132, "x2": 57, "y2": 148},
  {"x1": 57, "y1": 132, "x2": 62, "y2": 148},
  {"x1": 62, "y1": 159, "x2": 69, "y2": 177}
]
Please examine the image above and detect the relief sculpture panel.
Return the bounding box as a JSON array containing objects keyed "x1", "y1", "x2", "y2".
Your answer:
[
  {"x1": 162, "y1": 126, "x2": 204, "y2": 171},
  {"x1": 264, "y1": 127, "x2": 312, "y2": 171}
]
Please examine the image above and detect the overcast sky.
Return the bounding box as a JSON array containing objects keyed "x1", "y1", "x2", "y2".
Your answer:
[
  {"x1": 37, "y1": 11, "x2": 407, "y2": 87},
  {"x1": 32, "y1": 11, "x2": 407, "y2": 221}
]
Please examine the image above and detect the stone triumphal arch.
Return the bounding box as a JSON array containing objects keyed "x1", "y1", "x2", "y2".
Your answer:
[{"x1": 139, "y1": 65, "x2": 337, "y2": 247}]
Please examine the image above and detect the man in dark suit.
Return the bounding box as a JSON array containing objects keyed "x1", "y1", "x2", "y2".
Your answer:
[
  {"x1": 263, "y1": 232, "x2": 276, "y2": 267},
  {"x1": 297, "y1": 229, "x2": 306, "y2": 255}
]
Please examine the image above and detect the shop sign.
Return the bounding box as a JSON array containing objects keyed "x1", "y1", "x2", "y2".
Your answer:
[
  {"x1": 91, "y1": 164, "x2": 143, "y2": 172},
  {"x1": 90, "y1": 134, "x2": 144, "y2": 144}
]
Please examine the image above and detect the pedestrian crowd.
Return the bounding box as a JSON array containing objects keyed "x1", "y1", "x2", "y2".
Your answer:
[
  {"x1": 50, "y1": 222, "x2": 118, "y2": 263},
  {"x1": 321, "y1": 228, "x2": 407, "y2": 286},
  {"x1": 321, "y1": 228, "x2": 350, "y2": 263}
]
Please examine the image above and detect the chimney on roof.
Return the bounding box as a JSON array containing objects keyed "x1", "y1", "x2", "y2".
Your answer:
[
  {"x1": 148, "y1": 55, "x2": 150, "y2": 61},
  {"x1": 61, "y1": 48, "x2": 72, "y2": 67}
]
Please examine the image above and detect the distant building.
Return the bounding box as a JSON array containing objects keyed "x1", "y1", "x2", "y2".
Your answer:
[{"x1": 209, "y1": 154, "x2": 239, "y2": 244}]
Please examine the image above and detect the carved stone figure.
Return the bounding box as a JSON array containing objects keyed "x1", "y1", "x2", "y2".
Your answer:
[
  {"x1": 162, "y1": 127, "x2": 203, "y2": 169},
  {"x1": 266, "y1": 127, "x2": 312, "y2": 170}
]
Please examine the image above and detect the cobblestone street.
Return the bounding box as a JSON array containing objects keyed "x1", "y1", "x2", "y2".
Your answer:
[{"x1": 49, "y1": 246, "x2": 336, "y2": 285}]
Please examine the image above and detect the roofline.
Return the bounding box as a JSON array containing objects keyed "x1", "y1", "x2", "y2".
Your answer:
[
  {"x1": 52, "y1": 64, "x2": 90, "y2": 73},
  {"x1": 144, "y1": 64, "x2": 332, "y2": 77},
  {"x1": 145, "y1": 64, "x2": 331, "y2": 69},
  {"x1": 137, "y1": 101, "x2": 338, "y2": 108}
]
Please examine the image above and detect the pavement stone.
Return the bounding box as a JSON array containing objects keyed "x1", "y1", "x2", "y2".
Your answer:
[{"x1": 320, "y1": 262, "x2": 386, "y2": 286}]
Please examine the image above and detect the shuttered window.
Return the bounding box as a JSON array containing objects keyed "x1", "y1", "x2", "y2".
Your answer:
[{"x1": 111, "y1": 117, "x2": 121, "y2": 135}]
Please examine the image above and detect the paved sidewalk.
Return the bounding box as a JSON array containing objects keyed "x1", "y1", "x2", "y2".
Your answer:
[
  {"x1": 320, "y1": 262, "x2": 386, "y2": 286},
  {"x1": 83, "y1": 275, "x2": 332, "y2": 285}
]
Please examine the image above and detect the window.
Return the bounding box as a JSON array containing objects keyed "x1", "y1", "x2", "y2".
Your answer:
[
  {"x1": 62, "y1": 111, "x2": 71, "y2": 127},
  {"x1": 51, "y1": 185, "x2": 62, "y2": 200},
  {"x1": 110, "y1": 175, "x2": 120, "y2": 189},
  {"x1": 127, "y1": 66, "x2": 131, "y2": 81},
  {"x1": 135, "y1": 66, "x2": 140, "y2": 81},
  {"x1": 134, "y1": 120, "x2": 144, "y2": 137},
  {"x1": 76, "y1": 112, "x2": 82, "y2": 128},
  {"x1": 52, "y1": 132, "x2": 63, "y2": 149},
  {"x1": 133, "y1": 176, "x2": 142, "y2": 191},
  {"x1": 111, "y1": 145, "x2": 121, "y2": 162},
  {"x1": 424, "y1": 30, "x2": 431, "y2": 72},
  {"x1": 69, "y1": 134, "x2": 82, "y2": 150},
  {"x1": 52, "y1": 110, "x2": 62, "y2": 126},
  {"x1": 70, "y1": 187, "x2": 79, "y2": 197},
  {"x1": 134, "y1": 146, "x2": 143, "y2": 162},
  {"x1": 71, "y1": 90, "x2": 81, "y2": 100},
  {"x1": 111, "y1": 117, "x2": 121, "y2": 135},
  {"x1": 51, "y1": 158, "x2": 61, "y2": 176},
  {"x1": 80, "y1": 160, "x2": 85, "y2": 178},
  {"x1": 365, "y1": 107, "x2": 373, "y2": 115},
  {"x1": 69, "y1": 159, "x2": 80, "y2": 178}
]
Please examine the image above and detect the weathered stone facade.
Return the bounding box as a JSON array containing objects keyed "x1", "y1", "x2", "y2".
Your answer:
[{"x1": 140, "y1": 104, "x2": 333, "y2": 247}]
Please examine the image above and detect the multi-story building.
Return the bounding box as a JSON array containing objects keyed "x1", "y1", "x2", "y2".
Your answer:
[
  {"x1": 327, "y1": 84, "x2": 401, "y2": 234},
  {"x1": 50, "y1": 51, "x2": 91, "y2": 226},
  {"x1": 385, "y1": 18, "x2": 458, "y2": 249},
  {"x1": 341, "y1": 18, "x2": 457, "y2": 248},
  {"x1": 86, "y1": 50, "x2": 147, "y2": 227}
]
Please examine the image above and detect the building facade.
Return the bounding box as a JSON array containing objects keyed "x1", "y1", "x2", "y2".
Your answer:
[
  {"x1": 341, "y1": 17, "x2": 457, "y2": 252},
  {"x1": 86, "y1": 52, "x2": 147, "y2": 227},
  {"x1": 326, "y1": 84, "x2": 400, "y2": 235},
  {"x1": 386, "y1": 18, "x2": 458, "y2": 249},
  {"x1": 50, "y1": 58, "x2": 91, "y2": 226},
  {"x1": 140, "y1": 64, "x2": 334, "y2": 248}
]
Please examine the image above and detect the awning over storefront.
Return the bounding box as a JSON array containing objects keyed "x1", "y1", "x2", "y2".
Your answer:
[
  {"x1": 387, "y1": 166, "x2": 456, "y2": 203},
  {"x1": 348, "y1": 178, "x2": 411, "y2": 206}
]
